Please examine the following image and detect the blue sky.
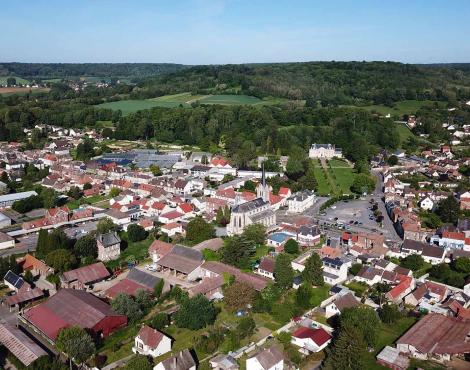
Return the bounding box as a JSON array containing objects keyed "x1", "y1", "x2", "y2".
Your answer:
[{"x1": 2, "y1": 0, "x2": 469, "y2": 64}]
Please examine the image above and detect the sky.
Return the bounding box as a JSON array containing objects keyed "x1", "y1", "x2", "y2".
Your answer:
[{"x1": 1, "y1": 0, "x2": 469, "y2": 64}]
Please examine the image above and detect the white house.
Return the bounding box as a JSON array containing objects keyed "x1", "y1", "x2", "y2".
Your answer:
[
  {"x1": 309, "y1": 144, "x2": 342, "y2": 159},
  {"x1": 246, "y1": 345, "x2": 284, "y2": 370},
  {"x1": 291, "y1": 327, "x2": 332, "y2": 354},
  {"x1": 418, "y1": 196, "x2": 434, "y2": 211},
  {"x1": 324, "y1": 292, "x2": 360, "y2": 318},
  {"x1": 133, "y1": 325, "x2": 171, "y2": 358},
  {"x1": 287, "y1": 190, "x2": 315, "y2": 213},
  {"x1": 256, "y1": 257, "x2": 275, "y2": 280},
  {"x1": 322, "y1": 257, "x2": 351, "y2": 285}
]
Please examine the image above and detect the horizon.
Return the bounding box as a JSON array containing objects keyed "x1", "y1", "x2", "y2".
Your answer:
[{"x1": 2, "y1": 0, "x2": 470, "y2": 64}]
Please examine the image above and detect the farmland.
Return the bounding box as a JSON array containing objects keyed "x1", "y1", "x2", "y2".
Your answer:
[
  {"x1": 0, "y1": 76, "x2": 30, "y2": 86},
  {"x1": 346, "y1": 99, "x2": 447, "y2": 117},
  {"x1": 98, "y1": 93, "x2": 287, "y2": 115},
  {"x1": 0, "y1": 87, "x2": 50, "y2": 95}
]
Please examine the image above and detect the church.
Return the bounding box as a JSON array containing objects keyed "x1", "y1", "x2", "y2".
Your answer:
[{"x1": 226, "y1": 167, "x2": 277, "y2": 236}]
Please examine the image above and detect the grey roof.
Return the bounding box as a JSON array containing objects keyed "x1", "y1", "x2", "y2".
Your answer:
[
  {"x1": 4, "y1": 270, "x2": 25, "y2": 289},
  {"x1": 128, "y1": 268, "x2": 161, "y2": 290},
  {"x1": 157, "y1": 245, "x2": 203, "y2": 274},
  {"x1": 97, "y1": 232, "x2": 121, "y2": 248},
  {"x1": 250, "y1": 209, "x2": 275, "y2": 222},
  {"x1": 0, "y1": 191, "x2": 37, "y2": 203},
  {"x1": 253, "y1": 345, "x2": 284, "y2": 370},
  {"x1": 0, "y1": 323, "x2": 47, "y2": 366},
  {"x1": 232, "y1": 198, "x2": 268, "y2": 213},
  {"x1": 289, "y1": 190, "x2": 314, "y2": 201},
  {"x1": 334, "y1": 292, "x2": 360, "y2": 311},
  {"x1": 160, "y1": 349, "x2": 196, "y2": 370}
]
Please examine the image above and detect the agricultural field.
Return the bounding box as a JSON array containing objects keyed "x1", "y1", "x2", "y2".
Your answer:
[
  {"x1": 348, "y1": 100, "x2": 447, "y2": 117},
  {"x1": 98, "y1": 93, "x2": 287, "y2": 115},
  {"x1": 313, "y1": 158, "x2": 356, "y2": 196},
  {"x1": 0, "y1": 76, "x2": 30, "y2": 86},
  {"x1": 0, "y1": 87, "x2": 50, "y2": 95}
]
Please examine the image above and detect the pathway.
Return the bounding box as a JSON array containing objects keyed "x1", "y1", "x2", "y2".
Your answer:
[{"x1": 319, "y1": 159, "x2": 338, "y2": 195}]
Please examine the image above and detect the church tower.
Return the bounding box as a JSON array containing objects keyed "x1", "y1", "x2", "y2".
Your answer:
[{"x1": 256, "y1": 163, "x2": 271, "y2": 202}]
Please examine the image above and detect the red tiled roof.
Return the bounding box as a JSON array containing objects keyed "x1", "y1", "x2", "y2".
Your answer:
[
  {"x1": 178, "y1": 203, "x2": 193, "y2": 213},
  {"x1": 148, "y1": 240, "x2": 174, "y2": 256},
  {"x1": 61, "y1": 262, "x2": 110, "y2": 285},
  {"x1": 137, "y1": 325, "x2": 165, "y2": 348},
  {"x1": 292, "y1": 327, "x2": 332, "y2": 346}
]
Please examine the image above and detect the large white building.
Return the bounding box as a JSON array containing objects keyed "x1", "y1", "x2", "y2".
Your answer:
[
  {"x1": 287, "y1": 190, "x2": 315, "y2": 213},
  {"x1": 309, "y1": 144, "x2": 342, "y2": 159}
]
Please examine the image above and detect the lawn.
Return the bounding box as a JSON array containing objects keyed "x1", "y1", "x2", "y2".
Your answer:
[
  {"x1": 66, "y1": 194, "x2": 108, "y2": 210},
  {"x1": 313, "y1": 162, "x2": 331, "y2": 196},
  {"x1": 345, "y1": 281, "x2": 369, "y2": 297},
  {"x1": 98, "y1": 100, "x2": 168, "y2": 115},
  {"x1": 313, "y1": 159, "x2": 356, "y2": 196},
  {"x1": 352, "y1": 100, "x2": 447, "y2": 117},
  {"x1": 106, "y1": 234, "x2": 154, "y2": 269},
  {"x1": 309, "y1": 284, "x2": 331, "y2": 307}
]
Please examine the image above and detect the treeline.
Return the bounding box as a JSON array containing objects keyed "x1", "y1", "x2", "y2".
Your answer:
[
  {"x1": 136, "y1": 61, "x2": 470, "y2": 105},
  {"x1": 0, "y1": 63, "x2": 187, "y2": 79},
  {"x1": 113, "y1": 104, "x2": 400, "y2": 164}
]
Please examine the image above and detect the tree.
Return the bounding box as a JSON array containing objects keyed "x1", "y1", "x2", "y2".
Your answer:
[
  {"x1": 224, "y1": 281, "x2": 257, "y2": 312},
  {"x1": 296, "y1": 283, "x2": 313, "y2": 309},
  {"x1": 135, "y1": 289, "x2": 153, "y2": 312},
  {"x1": 6, "y1": 77, "x2": 16, "y2": 87},
  {"x1": 67, "y1": 186, "x2": 83, "y2": 200},
  {"x1": 97, "y1": 218, "x2": 116, "y2": 234},
  {"x1": 186, "y1": 217, "x2": 215, "y2": 244},
  {"x1": 83, "y1": 182, "x2": 93, "y2": 190},
  {"x1": 215, "y1": 206, "x2": 231, "y2": 226},
  {"x1": 74, "y1": 234, "x2": 97, "y2": 258},
  {"x1": 109, "y1": 187, "x2": 121, "y2": 198},
  {"x1": 400, "y1": 254, "x2": 425, "y2": 271},
  {"x1": 274, "y1": 254, "x2": 294, "y2": 290},
  {"x1": 242, "y1": 223, "x2": 266, "y2": 245},
  {"x1": 236, "y1": 316, "x2": 256, "y2": 339},
  {"x1": 150, "y1": 312, "x2": 169, "y2": 330},
  {"x1": 174, "y1": 294, "x2": 218, "y2": 330},
  {"x1": 349, "y1": 263, "x2": 362, "y2": 276},
  {"x1": 75, "y1": 137, "x2": 96, "y2": 161},
  {"x1": 221, "y1": 236, "x2": 256, "y2": 269},
  {"x1": 36, "y1": 229, "x2": 49, "y2": 258},
  {"x1": 154, "y1": 278, "x2": 164, "y2": 298},
  {"x1": 123, "y1": 355, "x2": 153, "y2": 370},
  {"x1": 45, "y1": 249, "x2": 76, "y2": 273},
  {"x1": 387, "y1": 155, "x2": 398, "y2": 166},
  {"x1": 284, "y1": 239, "x2": 299, "y2": 254},
  {"x1": 56, "y1": 326, "x2": 95, "y2": 366},
  {"x1": 322, "y1": 325, "x2": 367, "y2": 370},
  {"x1": 454, "y1": 257, "x2": 470, "y2": 273},
  {"x1": 285, "y1": 156, "x2": 305, "y2": 181},
  {"x1": 302, "y1": 253, "x2": 324, "y2": 286},
  {"x1": 127, "y1": 224, "x2": 148, "y2": 242},
  {"x1": 350, "y1": 174, "x2": 375, "y2": 194},
  {"x1": 379, "y1": 304, "x2": 402, "y2": 324},
  {"x1": 111, "y1": 293, "x2": 143, "y2": 323},
  {"x1": 149, "y1": 164, "x2": 162, "y2": 177},
  {"x1": 436, "y1": 196, "x2": 460, "y2": 224},
  {"x1": 340, "y1": 306, "x2": 380, "y2": 348}
]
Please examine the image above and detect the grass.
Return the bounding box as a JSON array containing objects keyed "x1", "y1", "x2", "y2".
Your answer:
[
  {"x1": 345, "y1": 281, "x2": 369, "y2": 297},
  {"x1": 98, "y1": 93, "x2": 288, "y2": 115},
  {"x1": 313, "y1": 162, "x2": 331, "y2": 196},
  {"x1": 309, "y1": 284, "x2": 331, "y2": 307},
  {"x1": 363, "y1": 316, "x2": 417, "y2": 370},
  {"x1": 66, "y1": 194, "x2": 108, "y2": 210},
  {"x1": 395, "y1": 123, "x2": 414, "y2": 147},
  {"x1": 348, "y1": 100, "x2": 447, "y2": 117},
  {"x1": 313, "y1": 159, "x2": 357, "y2": 196},
  {"x1": 0, "y1": 76, "x2": 30, "y2": 85},
  {"x1": 106, "y1": 234, "x2": 155, "y2": 269}
]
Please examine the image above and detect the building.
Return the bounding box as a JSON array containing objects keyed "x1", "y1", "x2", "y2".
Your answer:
[
  {"x1": 105, "y1": 268, "x2": 164, "y2": 298},
  {"x1": 210, "y1": 354, "x2": 239, "y2": 370},
  {"x1": 291, "y1": 327, "x2": 332, "y2": 353},
  {"x1": 376, "y1": 346, "x2": 410, "y2": 370},
  {"x1": 325, "y1": 292, "x2": 360, "y2": 318},
  {"x1": 17, "y1": 254, "x2": 54, "y2": 278},
  {"x1": 309, "y1": 144, "x2": 342, "y2": 159},
  {"x1": 21, "y1": 289, "x2": 127, "y2": 343},
  {"x1": 148, "y1": 240, "x2": 174, "y2": 263},
  {"x1": 97, "y1": 231, "x2": 121, "y2": 261},
  {"x1": 322, "y1": 256, "x2": 351, "y2": 285},
  {"x1": 287, "y1": 190, "x2": 315, "y2": 213},
  {"x1": 60, "y1": 262, "x2": 110, "y2": 289},
  {"x1": 396, "y1": 313, "x2": 470, "y2": 362},
  {"x1": 154, "y1": 349, "x2": 196, "y2": 370},
  {"x1": 227, "y1": 198, "x2": 276, "y2": 236},
  {"x1": 132, "y1": 324, "x2": 172, "y2": 358},
  {"x1": 3, "y1": 270, "x2": 26, "y2": 292},
  {"x1": 0, "y1": 191, "x2": 37, "y2": 208},
  {"x1": 155, "y1": 245, "x2": 204, "y2": 281},
  {"x1": 246, "y1": 345, "x2": 284, "y2": 370},
  {"x1": 256, "y1": 257, "x2": 275, "y2": 280},
  {"x1": 0, "y1": 232, "x2": 15, "y2": 250}
]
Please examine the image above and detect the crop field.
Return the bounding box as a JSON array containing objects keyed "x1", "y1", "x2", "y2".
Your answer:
[
  {"x1": 0, "y1": 87, "x2": 50, "y2": 95},
  {"x1": 0, "y1": 76, "x2": 30, "y2": 86},
  {"x1": 98, "y1": 93, "x2": 286, "y2": 115}
]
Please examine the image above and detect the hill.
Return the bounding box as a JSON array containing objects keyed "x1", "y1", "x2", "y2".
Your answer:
[{"x1": 135, "y1": 61, "x2": 470, "y2": 106}]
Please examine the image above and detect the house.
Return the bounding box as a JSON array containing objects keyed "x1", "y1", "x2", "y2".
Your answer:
[
  {"x1": 386, "y1": 276, "x2": 415, "y2": 304},
  {"x1": 354, "y1": 266, "x2": 383, "y2": 286},
  {"x1": 325, "y1": 292, "x2": 360, "y2": 318},
  {"x1": 60, "y1": 262, "x2": 110, "y2": 290},
  {"x1": 4, "y1": 270, "x2": 27, "y2": 292},
  {"x1": 154, "y1": 349, "x2": 196, "y2": 370},
  {"x1": 291, "y1": 327, "x2": 332, "y2": 354},
  {"x1": 132, "y1": 324, "x2": 172, "y2": 358},
  {"x1": 148, "y1": 240, "x2": 174, "y2": 263},
  {"x1": 155, "y1": 245, "x2": 203, "y2": 281},
  {"x1": 256, "y1": 257, "x2": 275, "y2": 280},
  {"x1": 210, "y1": 354, "x2": 239, "y2": 370},
  {"x1": 287, "y1": 190, "x2": 315, "y2": 213},
  {"x1": 161, "y1": 222, "x2": 185, "y2": 237},
  {"x1": 401, "y1": 239, "x2": 446, "y2": 265},
  {"x1": 105, "y1": 268, "x2": 164, "y2": 298},
  {"x1": 159, "y1": 211, "x2": 184, "y2": 224},
  {"x1": 0, "y1": 232, "x2": 14, "y2": 250},
  {"x1": 21, "y1": 289, "x2": 127, "y2": 342},
  {"x1": 419, "y1": 196, "x2": 434, "y2": 211},
  {"x1": 376, "y1": 346, "x2": 410, "y2": 370},
  {"x1": 97, "y1": 232, "x2": 121, "y2": 262},
  {"x1": 322, "y1": 257, "x2": 351, "y2": 285},
  {"x1": 297, "y1": 225, "x2": 321, "y2": 246},
  {"x1": 246, "y1": 345, "x2": 284, "y2": 370},
  {"x1": 17, "y1": 254, "x2": 54, "y2": 278},
  {"x1": 105, "y1": 209, "x2": 131, "y2": 226},
  {"x1": 396, "y1": 313, "x2": 470, "y2": 362},
  {"x1": 227, "y1": 198, "x2": 276, "y2": 236},
  {"x1": 309, "y1": 144, "x2": 342, "y2": 159},
  {"x1": 404, "y1": 281, "x2": 448, "y2": 307},
  {"x1": 45, "y1": 206, "x2": 70, "y2": 224}
]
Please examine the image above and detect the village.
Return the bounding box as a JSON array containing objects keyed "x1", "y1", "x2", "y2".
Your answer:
[{"x1": 1, "y1": 119, "x2": 470, "y2": 370}]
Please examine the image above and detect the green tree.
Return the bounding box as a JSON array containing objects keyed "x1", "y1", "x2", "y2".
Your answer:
[
  {"x1": 349, "y1": 263, "x2": 362, "y2": 276},
  {"x1": 302, "y1": 253, "x2": 324, "y2": 286},
  {"x1": 224, "y1": 281, "x2": 257, "y2": 312},
  {"x1": 45, "y1": 249, "x2": 76, "y2": 273},
  {"x1": 150, "y1": 312, "x2": 169, "y2": 330},
  {"x1": 215, "y1": 206, "x2": 231, "y2": 226},
  {"x1": 186, "y1": 217, "x2": 215, "y2": 244},
  {"x1": 111, "y1": 293, "x2": 143, "y2": 323},
  {"x1": 109, "y1": 187, "x2": 121, "y2": 198},
  {"x1": 74, "y1": 234, "x2": 97, "y2": 258},
  {"x1": 135, "y1": 289, "x2": 153, "y2": 312},
  {"x1": 127, "y1": 224, "x2": 148, "y2": 242},
  {"x1": 123, "y1": 355, "x2": 153, "y2": 370},
  {"x1": 400, "y1": 254, "x2": 425, "y2": 271},
  {"x1": 242, "y1": 223, "x2": 266, "y2": 245},
  {"x1": 350, "y1": 174, "x2": 375, "y2": 194},
  {"x1": 379, "y1": 304, "x2": 402, "y2": 324},
  {"x1": 454, "y1": 257, "x2": 470, "y2": 273},
  {"x1": 436, "y1": 196, "x2": 460, "y2": 224},
  {"x1": 56, "y1": 326, "x2": 95, "y2": 366},
  {"x1": 174, "y1": 294, "x2": 218, "y2": 330},
  {"x1": 153, "y1": 278, "x2": 164, "y2": 298},
  {"x1": 296, "y1": 283, "x2": 313, "y2": 309},
  {"x1": 97, "y1": 218, "x2": 116, "y2": 234},
  {"x1": 67, "y1": 186, "x2": 83, "y2": 200},
  {"x1": 274, "y1": 253, "x2": 294, "y2": 290},
  {"x1": 149, "y1": 164, "x2": 162, "y2": 176},
  {"x1": 340, "y1": 306, "x2": 380, "y2": 348},
  {"x1": 387, "y1": 155, "x2": 398, "y2": 166},
  {"x1": 236, "y1": 316, "x2": 256, "y2": 339},
  {"x1": 83, "y1": 182, "x2": 92, "y2": 190},
  {"x1": 221, "y1": 236, "x2": 256, "y2": 269},
  {"x1": 6, "y1": 77, "x2": 16, "y2": 87},
  {"x1": 284, "y1": 239, "x2": 299, "y2": 254},
  {"x1": 323, "y1": 325, "x2": 367, "y2": 370},
  {"x1": 285, "y1": 156, "x2": 305, "y2": 181},
  {"x1": 75, "y1": 137, "x2": 96, "y2": 161}
]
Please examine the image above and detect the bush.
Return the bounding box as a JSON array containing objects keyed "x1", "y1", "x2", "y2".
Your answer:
[
  {"x1": 284, "y1": 239, "x2": 299, "y2": 254},
  {"x1": 127, "y1": 224, "x2": 148, "y2": 242},
  {"x1": 149, "y1": 312, "x2": 169, "y2": 330}
]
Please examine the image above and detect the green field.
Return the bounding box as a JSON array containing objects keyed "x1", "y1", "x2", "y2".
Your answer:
[
  {"x1": 313, "y1": 159, "x2": 356, "y2": 196},
  {"x1": 313, "y1": 163, "x2": 331, "y2": 196},
  {"x1": 98, "y1": 93, "x2": 286, "y2": 115},
  {"x1": 0, "y1": 76, "x2": 30, "y2": 85},
  {"x1": 349, "y1": 100, "x2": 447, "y2": 117}
]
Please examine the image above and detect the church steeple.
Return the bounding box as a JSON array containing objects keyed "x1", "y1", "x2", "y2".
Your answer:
[{"x1": 257, "y1": 163, "x2": 270, "y2": 202}]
